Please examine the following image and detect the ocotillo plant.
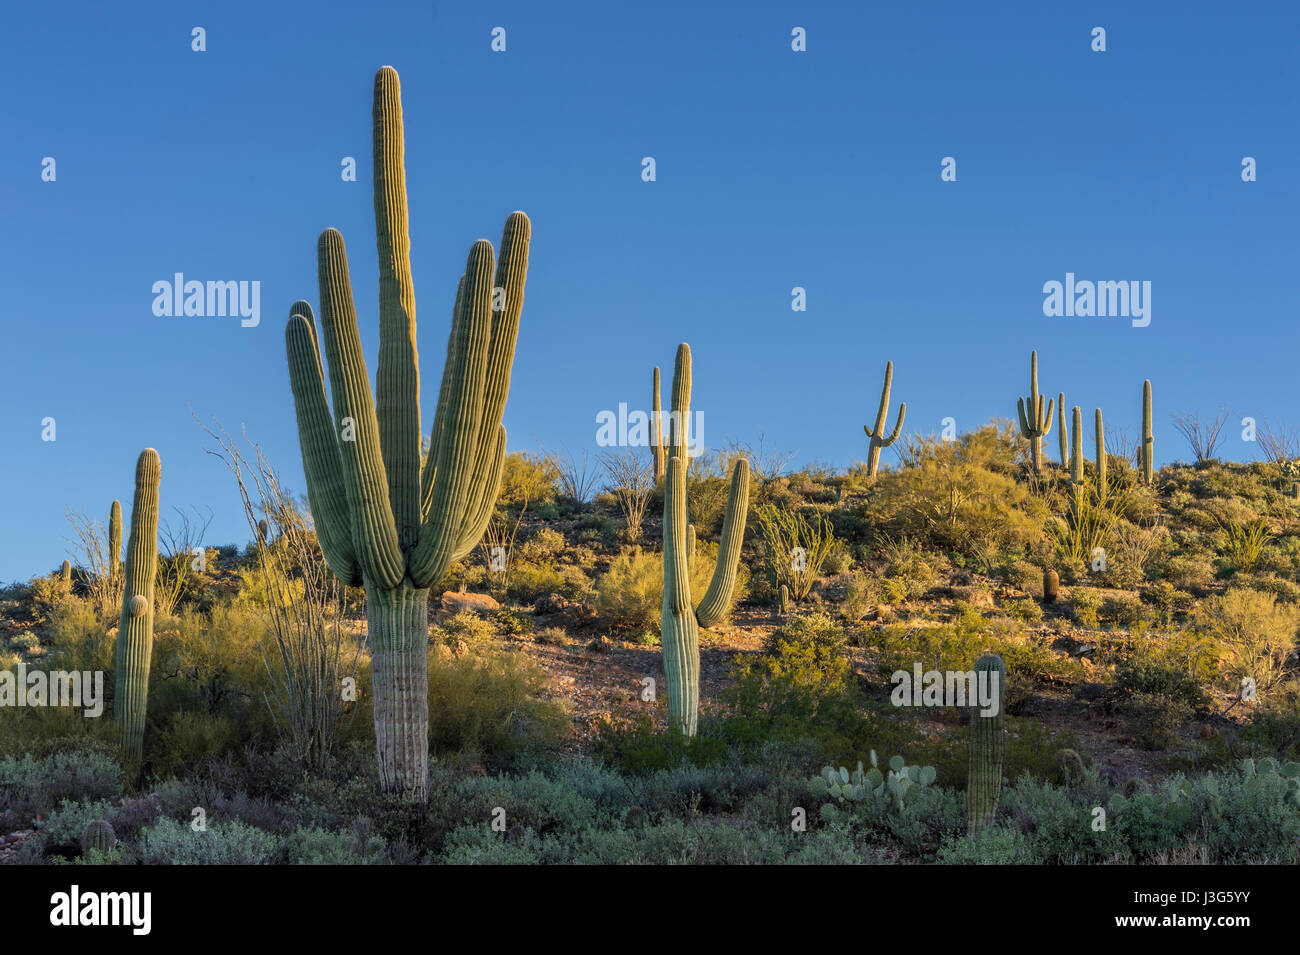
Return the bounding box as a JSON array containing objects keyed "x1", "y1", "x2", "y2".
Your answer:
[
  {"x1": 1140, "y1": 379, "x2": 1154, "y2": 485},
  {"x1": 1016, "y1": 351, "x2": 1054, "y2": 475},
  {"x1": 967, "y1": 653, "x2": 1006, "y2": 832},
  {"x1": 1094, "y1": 408, "x2": 1106, "y2": 494},
  {"x1": 108, "y1": 500, "x2": 122, "y2": 583},
  {"x1": 661, "y1": 343, "x2": 750, "y2": 736},
  {"x1": 863, "y1": 361, "x2": 905, "y2": 481},
  {"x1": 284, "y1": 67, "x2": 531, "y2": 800},
  {"x1": 1056, "y1": 393, "x2": 1067, "y2": 466},
  {"x1": 115, "y1": 449, "x2": 160, "y2": 775},
  {"x1": 650, "y1": 366, "x2": 666, "y2": 481}
]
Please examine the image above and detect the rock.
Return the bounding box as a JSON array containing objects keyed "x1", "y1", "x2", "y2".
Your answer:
[
  {"x1": 534, "y1": 593, "x2": 569, "y2": 615},
  {"x1": 439, "y1": 591, "x2": 500, "y2": 615}
]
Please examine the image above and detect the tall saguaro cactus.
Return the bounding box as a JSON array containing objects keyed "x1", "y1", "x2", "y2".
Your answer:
[
  {"x1": 967, "y1": 653, "x2": 1006, "y2": 832},
  {"x1": 1016, "y1": 351, "x2": 1054, "y2": 475},
  {"x1": 115, "y1": 449, "x2": 160, "y2": 774},
  {"x1": 661, "y1": 344, "x2": 751, "y2": 736},
  {"x1": 1140, "y1": 379, "x2": 1154, "y2": 486},
  {"x1": 1068, "y1": 406, "x2": 1084, "y2": 519},
  {"x1": 108, "y1": 500, "x2": 122, "y2": 583},
  {"x1": 1094, "y1": 408, "x2": 1106, "y2": 494},
  {"x1": 1056, "y1": 393, "x2": 1067, "y2": 466},
  {"x1": 284, "y1": 67, "x2": 531, "y2": 801},
  {"x1": 650, "y1": 366, "x2": 666, "y2": 481},
  {"x1": 863, "y1": 361, "x2": 905, "y2": 481}
]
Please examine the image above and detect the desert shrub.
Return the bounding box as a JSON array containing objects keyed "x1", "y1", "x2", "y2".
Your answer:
[
  {"x1": 498, "y1": 452, "x2": 560, "y2": 508},
  {"x1": 516, "y1": 527, "x2": 567, "y2": 564},
  {"x1": 1157, "y1": 554, "x2": 1217, "y2": 594},
  {"x1": 284, "y1": 820, "x2": 387, "y2": 864},
  {"x1": 425, "y1": 645, "x2": 569, "y2": 768},
  {"x1": 1068, "y1": 588, "x2": 1101, "y2": 627},
  {"x1": 0, "y1": 747, "x2": 123, "y2": 821},
  {"x1": 822, "y1": 540, "x2": 854, "y2": 576},
  {"x1": 840, "y1": 573, "x2": 876, "y2": 621},
  {"x1": 594, "y1": 544, "x2": 736, "y2": 633},
  {"x1": 1118, "y1": 692, "x2": 1192, "y2": 749},
  {"x1": 1115, "y1": 657, "x2": 1209, "y2": 710},
  {"x1": 937, "y1": 826, "x2": 1037, "y2": 864},
  {"x1": 1001, "y1": 596, "x2": 1043, "y2": 624},
  {"x1": 488, "y1": 608, "x2": 534, "y2": 638},
  {"x1": 1139, "y1": 581, "x2": 1195, "y2": 624},
  {"x1": 1099, "y1": 592, "x2": 1146, "y2": 627},
  {"x1": 753, "y1": 504, "x2": 835, "y2": 602},
  {"x1": 879, "y1": 537, "x2": 943, "y2": 600},
  {"x1": 138, "y1": 817, "x2": 281, "y2": 865},
  {"x1": 433, "y1": 612, "x2": 498, "y2": 654},
  {"x1": 1198, "y1": 588, "x2": 1300, "y2": 694}
]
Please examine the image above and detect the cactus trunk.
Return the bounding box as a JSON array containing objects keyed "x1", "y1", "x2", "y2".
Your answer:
[
  {"x1": 108, "y1": 500, "x2": 122, "y2": 583},
  {"x1": 1043, "y1": 568, "x2": 1059, "y2": 603},
  {"x1": 863, "y1": 361, "x2": 905, "y2": 481},
  {"x1": 651, "y1": 366, "x2": 666, "y2": 481},
  {"x1": 1056, "y1": 393, "x2": 1067, "y2": 466},
  {"x1": 1094, "y1": 408, "x2": 1106, "y2": 494},
  {"x1": 284, "y1": 67, "x2": 530, "y2": 799},
  {"x1": 1069, "y1": 406, "x2": 1084, "y2": 520},
  {"x1": 967, "y1": 653, "x2": 1006, "y2": 833},
  {"x1": 658, "y1": 344, "x2": 750, "y2": 736},
  {"x1": 367, "y1": 585, "x2": 431, "y2": 799},
  {"x1": 1016, "y1": 351, "x2": 1054, "y2": 476},
  {"x1": 1141, "y1": 379, "x2": 1153, "y2": 485},
  {"x1": 59, "y1": 560, "x2": 71, "y2": 585},
  {"x1": 114, "y1": 449, "x2": 160, "y2": 775}
]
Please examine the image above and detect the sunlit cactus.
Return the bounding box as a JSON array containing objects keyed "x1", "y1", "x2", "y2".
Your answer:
[
  {"x1": 1056, "y1": 392, "x2": 1067, "y2": 466},
  {"x1": 651, "y1": 366, "x2": 666, "y2": 481},
  {"x1": 284, "y1": 66, "x2": 531, "y2": 800},
  {"x1": 115, "y1": 449, "x2": 160, "y2": 775},
  {"x1": 1140, "y1": 379, "x2": 1154, "y2": 485},
  {"x1": 1094, "y1": 408, "x2": 1106, "y2": 494},
  {"x1": 863, "y1": 361, "x2": 905, "y2": 481},
  {"x1": 1016, "y1": 351, "x2": 1054, "y2": 475},
  {"x1": 660, "y1": 343, "x2": 750, "y2": 736},
  {"x1": 108, "y1": 500, "x2": 122, "y2": 583}
]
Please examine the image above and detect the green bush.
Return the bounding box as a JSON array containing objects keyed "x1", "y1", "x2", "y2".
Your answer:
[{"x1": 138, "y1": 817, "x2": 281, "y2": 865}]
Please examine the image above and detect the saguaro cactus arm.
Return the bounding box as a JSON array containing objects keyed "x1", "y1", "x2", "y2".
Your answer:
[
  {"x1": 373, "y1": 65, "x2": 422, "y2": 552},
  {"x1": 285, "y1": 303, "x2": 362, "y2": 586},
  {"x1": 864, "y1": 361, "x2": 906, "y2": 446},
  {"x1": 316, "y1": 229, "x2": 406, "y2": 589},
  {"x1": 695, "y1": 457, "x2": 751, "y2": 628}
]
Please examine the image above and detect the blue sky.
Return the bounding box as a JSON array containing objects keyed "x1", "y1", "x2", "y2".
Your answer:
[{"x1": 2, "y1": 1, "x2": 1297, "y2": 580}]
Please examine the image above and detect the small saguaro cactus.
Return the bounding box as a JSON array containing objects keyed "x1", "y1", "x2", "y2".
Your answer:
[
  {"x1": 1056, "y1": 393, "x2": 1067, "y2": 466},
  {"x1": 115, "y1": 449, "x2": 160, "y2": 774},
  {"x1": 1043, "y1": 568, "x2": 1059, "y2": 603},
  {"x1": 284, "y1": 67, "x2": 531, "y2": 800},
  {"x1": 651, "y1": 366, "x2": 666, "y2": 481},
  {"x1": 1094, "y1": 408, "x2": 1106, "y2": 494},
  {"x1": 661, "y1": 343, "x2": 751, "y2": 736},
  {"x1": 778, "y1": 583, "x2": 790, "y2": 616},
  {"x1": 967, "y1": 652, "x2": 1007, "y2": 833},
  {"x1": 80, "y1": 819, "x2": 118, "y2": 855},
  {"x1": 1140, "y1": 379, "x2": 1154, "y2": 486},
  {"x1": 108, "y1": 500, "x2": 122, "y2": 583},
  {"x1": 59, "y1": 560, "x2": 71, "y2": 586},
  {"x1": 863, "y1": 361, "x2": 905, "y2": 481},
  {"x1": 1015, "y1": 351, "x2": 1054, "y2": 475},
  {"x1": 256, "y1": 518, "x2": 270, "y2": 546}
]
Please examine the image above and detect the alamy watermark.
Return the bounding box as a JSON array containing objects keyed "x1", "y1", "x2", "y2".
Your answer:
[
  {"x1": 1042, "y1": 272, "x2": 1151, "y2": 327},
  {"x1": 0, "y1": 664, "x2": 104, "y2": 717},
  {"x1": 891, "y1": 664, "x2": 1001, "y2": 717},
  {"x1": 152, "y1": 273, "x2": 261, "y2": 327},
  {"x1": 595, "y1": 405, "x2": 704, "y2": 455}
]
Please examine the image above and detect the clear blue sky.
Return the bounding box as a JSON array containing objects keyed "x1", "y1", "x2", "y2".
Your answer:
[{"x1": 2, "y1": 1, "x2": 1297, "y2": 581}]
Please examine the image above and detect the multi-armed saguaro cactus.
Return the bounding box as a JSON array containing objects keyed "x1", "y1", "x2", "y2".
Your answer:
[
  {"x1": 863, "y1": 361, "x2": 905, "y2": 481},
  {"x1": 285, "y1": 67, "x2": 531, "y2": 800},
  {"x1": 108, "y1": 500, "x2": 122, "y2": 583},
  {"x1": 1016, "y1": 351, "x2": 1054, "y2": 475},
  {"x1": 967, "y1": 652, "x2": 1006, "y2": 833},
  {"x1": 114, "y1": 449, "x2": 160, "y2": 774},
  {"x1": 1140, "y1": 379, "x2": 1154, "y2": 486},
  {"x1": 1056, "y1": 392, "x2": 1067, "y2": 466},
  {"x1": 650, "y1": 366, "x2": 666, "y2": 481},
  {"x1": 661, "y1": 343, "x2": 750, "y2": 736},
  {"x1": 1094, "y1": 408, "x2": 1106, "y2": 494}
]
